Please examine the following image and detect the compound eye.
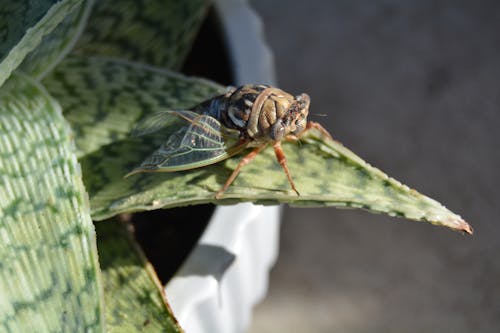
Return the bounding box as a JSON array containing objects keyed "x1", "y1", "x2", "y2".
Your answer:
[{"x1": 270, "y1": 122, "x2": 286, "y2": 141}]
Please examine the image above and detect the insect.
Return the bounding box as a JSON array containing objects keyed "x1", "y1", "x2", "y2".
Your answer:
[{"x1": 126, "y1": 84, "x2": 332, "y2": 198}]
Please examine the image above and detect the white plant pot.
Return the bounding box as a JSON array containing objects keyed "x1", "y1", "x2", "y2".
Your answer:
[{"x1": 165, "y1": 1, "x2": 280, "y2": 332}]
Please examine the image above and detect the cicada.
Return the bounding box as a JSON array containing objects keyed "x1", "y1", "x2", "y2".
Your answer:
[{"x1": 126, "y1": 84, "x2": 331, "y2": 198}]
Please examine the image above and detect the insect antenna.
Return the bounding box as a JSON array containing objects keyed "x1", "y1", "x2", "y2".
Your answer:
[{"x1": 310, "y1": 113, "x2": 328, "y2": 117}]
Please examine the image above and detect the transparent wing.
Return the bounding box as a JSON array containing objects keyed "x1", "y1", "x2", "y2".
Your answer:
[
  {"x1": 130, "y1": 110, "x2": 202, "y2": 137},
  {"x1": 127, "y1": 114, "x2": 246, "y2": 175}
]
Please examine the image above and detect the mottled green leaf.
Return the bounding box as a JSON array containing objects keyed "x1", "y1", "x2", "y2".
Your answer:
[
  {"x1": 73, "y1": 0, "x2": 210, "y2": 70},
  {"x1": 0, "y1": 73, "x2": 104, "y2": 331},
  {"x1": 96, "y1": 220, "x2": 182, "y2": 333},
  {"x1": 19, "y1": 0, "x2": 93, "y2": 79},
  {"x1": 0, "y1": 0, "x2": 56, "y2": 61},
  {"x1": 0, "y1": 0, "x2": 83, "y2": 87},
  {"x1": 43, "y1": 56, "x2": 471, "y2": 233}
]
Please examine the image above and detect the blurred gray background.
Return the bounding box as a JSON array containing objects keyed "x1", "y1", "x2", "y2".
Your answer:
[{"x1": 248, "y1": 1, "x2": 500, "y2": 332}]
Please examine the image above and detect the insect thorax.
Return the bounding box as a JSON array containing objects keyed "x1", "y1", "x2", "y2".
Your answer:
[{"x1": 215, "y1": 84, "x2": 296, "y2": 140}]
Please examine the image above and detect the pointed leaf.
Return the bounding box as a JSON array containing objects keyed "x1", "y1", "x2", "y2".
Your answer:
[
  {"x1": 73, "y1": 0, "x2": 210, "y2": 70},
  {"x1": 0, "y1": 0, "x2": 83, "y2": 87},
  {"x1": 0, "y1": 73, "x2": 104, "y2": 331},
  {"x1": 43, "y1": 56, "x2": 471, "y2": 233},
  {"x1": 83, "y1": 128, "x2": 471, "y2": 233},
  {"x1": 96, "y1": 219, "x2": 182, "y2": 333}
]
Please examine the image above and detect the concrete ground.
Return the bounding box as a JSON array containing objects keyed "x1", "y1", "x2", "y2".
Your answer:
[{"x1": 248, "y1": 1, "x2": 500, "y2": 332}]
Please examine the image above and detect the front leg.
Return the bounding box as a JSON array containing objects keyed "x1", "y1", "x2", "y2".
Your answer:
[
  {"x1": 305, "y1": 121, "x2": 333, "y2": 140},
  {"x1": 273, "y1": 141, "x2": 300, "y2": 196},
  {"x1": 286, "y1": 121, "x2": 333, "y2": 142}
]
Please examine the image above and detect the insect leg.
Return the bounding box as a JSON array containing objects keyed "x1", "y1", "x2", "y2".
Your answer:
[
  {"x1": 305, "y1": 121, "x2": 333, "y2": 140},
  {"x1": 273, "y1": 141, "x2": 300, "y2": 196},
  {"x1": 215, "y1": 143, "x2": 268, "y2": 199}
]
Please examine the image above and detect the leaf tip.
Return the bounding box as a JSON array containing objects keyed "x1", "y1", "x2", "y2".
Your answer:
[
  {"x1": 446, "y1": 216, "x2": 473, "y2": 235},
  {"x1": 459, "y1": 219, "x2": 473, "y2": 235}
]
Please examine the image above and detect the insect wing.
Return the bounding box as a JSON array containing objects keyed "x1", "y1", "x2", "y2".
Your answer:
[
  {"x1": 129, "y1": 114, "x2": 245, "y2": 174},
  {"x1": 130, "y1": 110, "x2": 202, "y2": 137}
]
